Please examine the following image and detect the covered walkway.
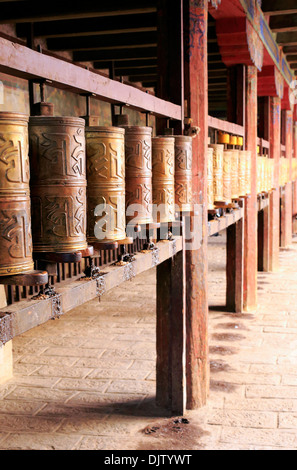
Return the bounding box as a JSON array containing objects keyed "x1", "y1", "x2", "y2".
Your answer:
[{"x1": 0, "y1": 233, "x2": 297, "y2": 450}]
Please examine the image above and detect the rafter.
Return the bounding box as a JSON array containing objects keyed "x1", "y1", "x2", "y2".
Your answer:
[
  {"x1": 262, "y1": 0, "x2": 297, "y2": 16},
  {"x1": 277, "y1": 32, "x2": 297, "y2": 46},
  {"x1": 269, "y1": 14, "x2": 297, "y2": 33},
  {"x1": 47, "y1": 32, "x2": 157, "y2": 52},
  {"x1": 0, "y1": 0, "x2": 157, "y2": 23},
  {"x1": 16, "y1": 13, "x2": 157, "y2": 39}
]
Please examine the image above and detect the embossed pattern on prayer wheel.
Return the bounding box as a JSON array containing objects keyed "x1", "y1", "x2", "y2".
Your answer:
[
  {"x1": 152, "y1": 136, "x2": 175, "y2": 223},
  {"x1": 0, "y1": 113, "x2": 34, "y2": 275},
  {"x1": 86, "y1": 126, "x2": 126, "y2": 243},
  {"x1": 207, "y1": 147, "x2": 214, "y2": 210},
  {"x1": 121, "y1": 126, "x2": 153, "y2": 225},
  {"x1": 230, "y1": 149, "x2": 239, "y2": 200},
  {"x1": 29, "y1": 116, "x2": 88, "y2": 252},
  {"x1": 222, "y1": 150, "x2": 232, "y2": 204},
  {"x1": 209, "y1": 144, "x2": 224, "y2": 204},
  {"x1": 174, "y1": 135, "x2": 193, "y2": 212},
  {"x1": 238, "y1": 150, "x2": 247, "y2": 197}
]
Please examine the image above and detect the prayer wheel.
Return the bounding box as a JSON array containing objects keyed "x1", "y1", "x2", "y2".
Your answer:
[
  {"x1": 222, "y1": 150, "x2": 232, "y2": 204},
  {"x1": 121, "y1": 126, "x2": 153, "y2": 225},
  {"x1": 174, "y1": 135, "x2": 193, "y2": 213},
  {"x1": 0, "y1": 113, "x2": 34, "y2": 276},
  {"x1": 218, "y1": 132, "x2": 230, "y2": 145},
  {"x1": 237, "y1": 137, "x2": 243, "y2": 147},
  {"x1": 85, "y1": 126, "x2": 126, "y2": 243},
  {"x1": 229, "y1": 135, "x2": 237, "y2": 146},
  {"x1": 152, "y1": 136, "x2": 175, "y2": 223},
  {"x1": 209, "y1": 144, "x2": 224, "y2": 204},
  {"x1": 207, "y1": 147, "x2": 214, "y2": 210},
  {"x1": 29, "y1": 116, "x2": 88, "y2": 252},
  {"x1": 230, "y1": 149, "x2": 239, "y2": 200},
  {"x1": 238, "y1": 151, "x2": 247, "y2": 197}
]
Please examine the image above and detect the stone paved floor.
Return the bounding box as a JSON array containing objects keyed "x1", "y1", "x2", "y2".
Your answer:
[{"x1": 0, "y1": 234, "x2": 297, "y2": 449}]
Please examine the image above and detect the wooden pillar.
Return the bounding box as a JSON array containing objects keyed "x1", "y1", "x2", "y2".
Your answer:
[
  {"x1": 155, "y1": 0, "x2": 186, "y2": 414},
  {"x1": 292, "y1": 121, "x2": 297, "y2": 233},
  {"x1": 226, "y1": 200, "x2": 244, "y2": 313},
  {"x1": 244, "y1": 66, "x2": 258, "y2": 312},
  {"x1": 157, "y1": 0, "x2": 184, "y2": 134},
  {"x1": 258, "y1": 206, "x2": 270, "y2": 272},
  {"x1": 269, "y1": 97, "x2": 281, "y2": 271},
  {"x1": 281, "y1": 110, "x2": 293, "y2": 247},
  {"x1": 258, "y1": 96, "x2": 270, "y2": 272},
  {"x1": 156, "y1": 250, "x2": 186, "y2": 415},
  {"x1": 183, "y1": 0, "x2": 209, "y2": 409}
]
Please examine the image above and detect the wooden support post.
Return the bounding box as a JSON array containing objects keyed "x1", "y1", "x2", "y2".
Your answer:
[
  {"x1": 269, "y1": 97, "x2": 281, "y2": 271},
  {"x1": 281, "y1": 110, "x2": 293, "y2": 247},
  {"x1": 183, "y1": 0, "x2": 209, "y2": 409},
  {"x1": 258, "y1": 206, "x2": 270, "y2": 272},
  {"x1": 226, "y1": 200, "x2": 244, "y2": 313},
  {"x1": 155, "y1": 0, "x2": 186, "y2": 414},
  {"x1": 293, "y1": 121, "x2": 297, "y2": 233},
  {"x1": 156, "y1": 249, "x2": 186, "y2": 415},
  {"x1": 244, "y1": 66, "x2": 258, "y2": 312}
]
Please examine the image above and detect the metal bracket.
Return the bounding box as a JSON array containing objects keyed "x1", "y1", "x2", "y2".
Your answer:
[
  {"x1": 96, "y1": 275, "x2": 106, "y2": 299},
  {"x1": 0, "y1": 312, "x2": 13, "y2": 346},
  {"x1": 170, "y1": 239, "x2": 177, "y2": 258},
  {"x1": 152, "y1": 247, "x2": 160, "y2": 268},
  {"x1": 51, "y1": 294, "x2": 62, "y2": 320},
  {"x1": 123, "y1": 262, "x2": 136, "y2": 282}
]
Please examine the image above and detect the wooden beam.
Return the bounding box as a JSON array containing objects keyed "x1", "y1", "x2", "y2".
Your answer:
[
  {"x1": 74, "y1": 47, "x2": 157, "y2": 62},
  {"x1": 47, "y1": 32, "x2": 158, "y2": 52},
  {"x1": 283, "y1": 45, "x2": 297, "y2": 54},
  {"x1": 208, "y1": 116, "x2": 244, "y2": 136},
  {"x1": 0, "y1": 36, "x2": 180, "y2": 119},
  {"x1": 0, "y1": 0, "x2": 157, "y2": 23},
  {"x1": 208, "y1": 207, "x2": 244, "y2": 236},
  {"x1": 262, "y1": 0, "x2": 297, "y2": 16},
  {"x1": 94, "y1": 59, "x2": 156, "y2": 69},
  {"x1": 270, "y1": 14, "x2": 297, "y2": 33},
  {"x1": 16, "y1": 13, "x2": 158, "y2": 39},
  {"x1": 277, "y1": 32, "x2": 297, "y2": 46},
  {"x1": 0, "y1": 238, "x2": 182, "y2": 345}
]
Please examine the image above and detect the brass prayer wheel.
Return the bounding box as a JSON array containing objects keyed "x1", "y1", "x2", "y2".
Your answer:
[
  {"x1": 29, "y1": 116, "x2": 88, "y2": 253},
  {"x1": 230, "y1": 149, "x2": 239, "y2": 200},
  {"x1": 152, "y1": 136, "x2": 175, "y2": 223},
  {"x1": 207, "y1": 147, "x2": 214, "y2": 210},
  {"x1": 222, "y1": 150, "x2": 232, "y2": 204},
  {"x1": 85, "y1": 126, "x2": 126, "y2": 243},
  {"x1": 209, "y1": 144, "x2": 224, "y2": 205},
  {"x1": 0, "y1": 112, "x2": 34, "y2": 276},
  {"x1": 218, "y1": 132, "x2": 230, "y2": 145},
  {"x1": 238, "y1": 150, "x2": 247, "y2": 197},
  {"x1": 121, "y1": 126, "x2": 153, "y2": 225},
  {"x1": 174, "y1": 135, "x2": 193, "y2": 213}
]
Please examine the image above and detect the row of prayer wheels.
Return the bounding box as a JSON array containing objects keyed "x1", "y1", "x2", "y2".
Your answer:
[
  {"x1": 207, "y1": 144, "x2": 252, "y2": 210},
  {"x1": 218, "y1": 132, "x2": 244, "y2": 147},
  {"x1": 257, "y1": 156, "x2": 275, "y2": 194},
  {"x1": 0, "y1": 112, "x2": 193, "y2": 276}
]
